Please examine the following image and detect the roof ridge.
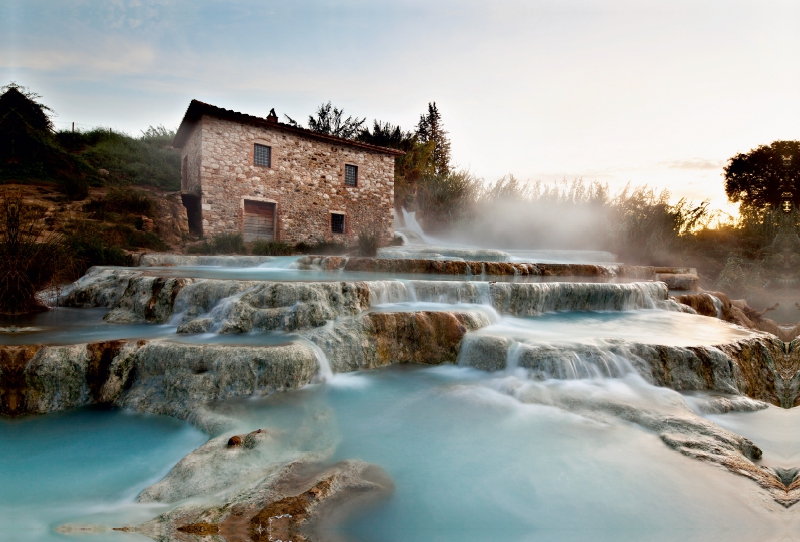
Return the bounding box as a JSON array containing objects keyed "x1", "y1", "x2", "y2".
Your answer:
[{"x1": 172, "y1": 99, "x2": 405, "y2": 156}]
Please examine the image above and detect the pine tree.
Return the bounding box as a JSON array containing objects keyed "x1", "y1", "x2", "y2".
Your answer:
[{"x1": 416, "y1": 102, "x2": 452, "y2": 176}]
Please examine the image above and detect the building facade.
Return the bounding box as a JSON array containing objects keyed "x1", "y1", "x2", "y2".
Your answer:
[{"x1": 172, "y1": 100, "x2": 401, "y2": 244}]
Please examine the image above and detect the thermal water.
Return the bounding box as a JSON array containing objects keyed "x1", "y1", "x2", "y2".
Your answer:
[
  {"x1": 468, "y1": 309, "x2": 757, "y2": 348},
  {"x1": 0, "y1": 409, "x2": 206, "y2": 542},
  {"x1": 207, "y1": 364, "x2": 791, "y2": 542}
]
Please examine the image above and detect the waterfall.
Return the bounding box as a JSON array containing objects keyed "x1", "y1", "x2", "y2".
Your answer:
[
  {"x1": 401, "y1": 209, "x2": 438, "y2": 245},
  {"x1": 487, "y1": 281, "x2": 667, "y2": 315},
  {"x1": 303, "y1": 337, "x2": 334, "y2": 382}
]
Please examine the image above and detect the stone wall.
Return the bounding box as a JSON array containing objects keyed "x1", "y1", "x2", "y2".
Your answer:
[
  {"x1": 181, "y1": 121, "x2": 203, "y2": 195},
  {"x1": 183, "y1": 116, "x2": 395, "y2": 243}
]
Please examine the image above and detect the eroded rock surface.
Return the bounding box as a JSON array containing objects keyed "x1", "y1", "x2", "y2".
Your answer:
[{"x1": 126, "y1": 459, "x2": 393, "y2": 542}]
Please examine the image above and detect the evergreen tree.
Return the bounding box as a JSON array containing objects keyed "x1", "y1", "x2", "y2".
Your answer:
[
  {"x1": 416, "y1": 102, "x2": 452, "y2": 176},
  {"x1": 358, "y1": 120, "x2": 434, "y2": 212}
]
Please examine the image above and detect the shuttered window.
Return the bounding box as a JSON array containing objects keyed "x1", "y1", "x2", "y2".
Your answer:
[
  {"x1": 243, "y1": 200, "x2": 276, "y2": 241},
  {"x1": 344, "y1": 164, "x2": 358, "y2": 186},
  {"x1": 254, "y1": 144, "x2": 271, "y2": 167},
  {"x1": 331, "y1": 213, "x2": 345, "y2": 234}
]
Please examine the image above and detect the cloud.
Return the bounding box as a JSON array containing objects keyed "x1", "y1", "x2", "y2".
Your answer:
[
  {"x1": 663, "y1": 158, "x2": 725, "y2": 170},
  {"x1": 0, "y1": 42, "x2": 156, "y2": 75}
]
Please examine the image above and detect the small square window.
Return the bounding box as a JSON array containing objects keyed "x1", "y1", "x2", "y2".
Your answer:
[
  {"x1": 331, "y1": 213, "x2": 345, "y2": 234},
  {"x1": 344, "y1": 164, "x2": 358, "y2": 186},
  {"x1": 254, "y1": 144, "x2": 271, "y2": 167}
]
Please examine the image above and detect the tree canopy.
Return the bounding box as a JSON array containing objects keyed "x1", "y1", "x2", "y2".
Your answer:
[
  {"x1": 283, "y1": 101, "x2": 365, "y2": 139},
  {"x1": 724, "y1": 140, "x2": 800, "y2": 208},
  {"x1": 416, "y1": 102, "x2": 452, "y2": 177}
]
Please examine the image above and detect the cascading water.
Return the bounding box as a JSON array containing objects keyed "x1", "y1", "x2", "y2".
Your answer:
[{"x1": 5, "y1": 252, "x2": 798, "y2": 541}]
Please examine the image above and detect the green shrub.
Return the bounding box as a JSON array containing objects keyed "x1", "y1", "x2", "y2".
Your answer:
[
  {"x1": 85, "y1": 186, "x2": 155, "y2": 219},
  {"x1": 56, "y1": 125, "x2": 180, "y2": 190},
  {"x1": 356, "y1": 229, "x2": 381, "y2": 257},
  {"x1": 64, "y1": 230, "x2": 133, "y2": 269},
  {"x1": 252, "y1": 240, "x2": 293, "y2": 256},
  {"x1": 187, "y1": 233, "x2": 247, "y2": 255}
]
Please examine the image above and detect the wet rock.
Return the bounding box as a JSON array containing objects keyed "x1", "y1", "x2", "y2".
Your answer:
[
  {"x1": 104, "y1": 276, "x2": 191, "y2": 324},
  {"x1": 0, "y1": 345, "x2": 42, "y2": 416},
  {"x1": 293, "y1": 255, "x2": 626, "y2": 278},
  {"x1": 129, "y1": 459, "x2": 393, "y2": 542},
  {"x1": 304, "y1": 310, "x2": 490, "y2": 372},
  {"x1": 62, "y1": 268, "x2": 141, "y2": 308},
  {"x1": 23, "y1": 345, "x2": 93, "y2": 413},
  {"x1": 673, "y1": 293, "x2": 719, "y2": 318},
  {"x1": 688, "y1": 394, "x2": 770, "y2": 415},
  {"x1": 243, "y1": 428, "x2": 268, "y2": 449},
  {"x1": 617, "y1": 266, "x2": 657, "y2": 279},
  {"x1": 657, "y1": 273, "x2": 700, "y2": 291},
  {"x1": 120, "y1": 341, "x2": 320, "y2": 431},
  {"x1": 457, "y1": 334, "x2": 793, "y2": 407},
  {"x1": 654, "y1": 266, "x2": 697, "y2": 275},
  {"x1": 85, "y1": 340, "x2": 127, "y2": 403},
  {"x1": 227, "y1": 435, "x2": 242, "y2": 447},
  {"x1": 176, "y1": 317, "x2": 213, "y2": 334},
  {"x1": 138, "y1": 427, "x2": 329, "y2": 504},
  {"x1": 378, "y1": 245, "x2": 511, "y2": 261},
  {"x1": 489, "y1": 281, "x2": 668, "y2": 315},
  {"x1": 66, "y1": 270, "x2": 673, "y2": 331}
]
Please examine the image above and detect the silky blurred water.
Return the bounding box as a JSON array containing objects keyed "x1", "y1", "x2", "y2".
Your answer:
[
  {"x1": 210, "y1": 364, "x2": 789, "y2": 542},
  {"x1": 469, "y1": 309, "x2": 757, "y2": 347},
  {"x1": 0, "y1": 408, "x2": 206, "y2": 541}
]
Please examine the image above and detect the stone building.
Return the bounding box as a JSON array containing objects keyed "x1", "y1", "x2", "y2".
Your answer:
[{"x1": 172, "y1": 100, "x2": 402, "y2": 243}]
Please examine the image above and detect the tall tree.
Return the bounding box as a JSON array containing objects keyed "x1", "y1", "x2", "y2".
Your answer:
[
  {"x1": 416, "y1": 102, "x2": 452, "y2": 176},
  {"x1": 283, "y1": 101, "x2": 365, "y2": 139},
  {"x1": 358, "y1": 120, "x2": 434, "y2": 212},
  {"x1": 724, "y1": 140, "x2": 800, "y2": 208}
]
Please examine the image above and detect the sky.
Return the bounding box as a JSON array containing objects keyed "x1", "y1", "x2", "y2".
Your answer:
[{"x1": 3, "y1": 0, "x2": 800, "y2": 215}]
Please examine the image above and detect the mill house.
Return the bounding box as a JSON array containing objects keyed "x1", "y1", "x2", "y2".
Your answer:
[{"x1": 172, "y1": 100, "x2": 402, "y2": 243}]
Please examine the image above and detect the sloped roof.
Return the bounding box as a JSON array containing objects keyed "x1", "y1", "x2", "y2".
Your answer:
[{"x1": 172, "y1": 99, "x2": 404, "y2": 156}]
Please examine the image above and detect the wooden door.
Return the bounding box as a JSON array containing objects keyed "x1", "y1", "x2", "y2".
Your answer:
[{"x1": 243, "y1": 200, "x2": 276, "y2": 241}]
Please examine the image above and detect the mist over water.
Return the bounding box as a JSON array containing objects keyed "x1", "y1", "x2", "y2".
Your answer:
[
  {"x1": 209, "y1": 365, "x2": 789, "y2": 542},
  {"x1": 0, "y1": 409, "x2": 206, "y2": 542}
]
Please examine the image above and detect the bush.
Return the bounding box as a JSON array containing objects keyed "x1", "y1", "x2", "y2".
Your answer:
[
  {"x1": 187, "y1": 233, "x2": 247, "y2": 255},
  {"x1": 60, "y1": 176, "x2": 89, "y2": 201},
  {"x1": 100, "y1": 224, "x2": 167, "y2": 251},
  {"x1": 56, "y1": 125, "x2": 181, "y2": 190},
  {"x1": 294, "y1": 239, "x2": 348, "y2": 256},
  {"x1": 356, "y1": 229, "x2": 381, "y2": 257},
  {"x1": 252, "y1": 240, "x2": 293, "y2": 256},
  {"x1": 64, "y1": 230, "x2": 134, "y2": 269},
  {"x1": 0, "y1": 195, "x2": 79, "y2": 314},
  {"x1": 416, "y1": 170, "x2": 481, "y2": 230},
  {"x1": 85, "y1": 186, "x2": 155, "y2": 219}
]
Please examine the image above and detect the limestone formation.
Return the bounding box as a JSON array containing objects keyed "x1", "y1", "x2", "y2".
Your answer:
[
  {"x1": 126, "y1": 459, "x2": 393, "y2": 542},
  {"x1": 63, "y1": 268, "x2": 674, "y2": 330}
]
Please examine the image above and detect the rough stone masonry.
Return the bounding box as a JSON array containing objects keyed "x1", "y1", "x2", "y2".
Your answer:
[{"x1": 173, "y1": 100, "x2": 402, "y2": 244}]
